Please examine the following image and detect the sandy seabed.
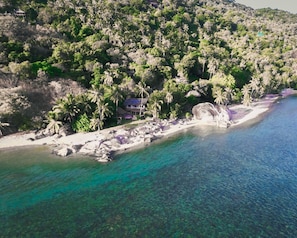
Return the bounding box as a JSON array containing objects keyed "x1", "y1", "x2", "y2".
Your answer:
[{"x1": 0, "y1": 95, "x2": 279, "y2": 158}]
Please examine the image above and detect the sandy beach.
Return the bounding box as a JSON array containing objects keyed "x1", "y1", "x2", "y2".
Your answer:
[{"x1": 0, "y1": 95, "x2": 279, "y2": 160}]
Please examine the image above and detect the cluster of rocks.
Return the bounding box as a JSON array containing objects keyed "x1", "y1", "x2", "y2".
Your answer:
[
  {"x1": 50, "y1": 120, "x2": 175, "y2": 163},
  {"x1": 40, "y1": 102, "x2": 233, "y2": 162}
]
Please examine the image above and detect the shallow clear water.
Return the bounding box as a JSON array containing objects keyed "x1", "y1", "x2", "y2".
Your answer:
[{"x1": 1, "y1": 97, "x2": 297, "y2": 237}]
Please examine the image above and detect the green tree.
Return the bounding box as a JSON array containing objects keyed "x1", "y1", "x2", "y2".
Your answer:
[
  {"x1": 210, "y1": 71, "x2": 235, "y2": 89},
  {"x1": 176, "y1": 52, "x2": 200, "y2": 82},
  {"x1": 52, "y1": 94, "x2": 80, "y2": 124},
  {"x1": 75, "y1": 93, "x2": 92, "y2": 115},
  {"x1": 213, "y1": 87, "x2": 225, "y2": 105},
  {"x1": 242, "y1": 85, "x2": 251, "y2": 106},
  {"x1": 165, "y1": 91, "x2": 173, "y2": 106},
  {"x1": 224, "y1": 87, "x2": 234, "y2": 105},
  {"x1": 88, "y1": 85, "x2": 111, "y2": 130},
  {"x1": 136, "y1": 81, "x2": 149, "y2": 116},
  {"x1": 46, "y1": 118, "x2": 62, "y2": 135},
  {"x1": 90, "y1": 102, "x2": 111, "y2": 130},
  {"x1": 249, "y1": 76, "x2": 262, "y2": 98},
  {"x1": 110, "y1": 85, "x2": 124, "y2": 118},
  {"x1": 148, "y1": 97, "x2": 163, "y2": 119},
  {"x1": 72, "y1": 113, "x2": 91, "y2": 132},
  {"x1": 88, "y1": 85, "x2": 105, "y2": 109}
]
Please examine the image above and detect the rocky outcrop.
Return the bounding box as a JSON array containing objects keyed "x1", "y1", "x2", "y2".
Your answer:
[
  {"x1": 192, "y1": 102, "x2": 231, "y2": 127},
  {"x1": 49, "y1": 120, "x2": 172, "y2": 162},
  {"x1": 43, "y1": 109, "x2": 233, "y2": 162},
  {"x1": 192, "y1": 102, "x2": 218, "y2": 121}
]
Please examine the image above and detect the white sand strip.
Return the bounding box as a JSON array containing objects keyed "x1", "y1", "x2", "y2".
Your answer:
[{"x1": 0, "y1": 95, "x2": 279, "y2": 152}]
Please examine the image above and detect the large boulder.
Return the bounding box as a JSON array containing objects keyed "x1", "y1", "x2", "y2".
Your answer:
[
  {"x1": 192, "y1": 102, "x2": 218, "y2": 121},
  {"x1": 192, "y1": 102, "x2": 231, "y2": 126},
  {"x1": 54, "y1": 147, "x2": 72, "y2": 157},
  {"x1": 79, "y1": 140, "x2": 100, "y2": 155}
]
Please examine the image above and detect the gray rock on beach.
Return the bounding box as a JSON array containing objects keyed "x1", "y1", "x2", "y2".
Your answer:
[
  {"x1": 54, "y1": 147, "x2": 72, "y2": 157},
  {"x1": 192, "y1": 102, "x2": 231, "y2": 127}
]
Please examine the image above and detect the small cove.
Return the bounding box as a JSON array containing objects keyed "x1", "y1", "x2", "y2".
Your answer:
[{"x1": 1, "y1": 97, "x2": 297, "y2": 237}]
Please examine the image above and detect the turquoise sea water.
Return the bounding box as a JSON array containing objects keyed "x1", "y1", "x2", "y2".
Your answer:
[{"x1": 1, "y1": 97, "x2": 297, "y2": 237}]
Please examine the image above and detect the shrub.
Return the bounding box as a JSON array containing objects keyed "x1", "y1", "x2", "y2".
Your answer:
[{"x1": 71, "y1": 113, "x2": 91, "y2": 132}]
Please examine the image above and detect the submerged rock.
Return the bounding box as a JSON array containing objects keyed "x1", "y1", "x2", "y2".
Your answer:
[
  {"x1": 95, "y1": 150, "x2": 113, "y2": 163},
  {"x1": 54, "y1": 147, "x2": 72, "y2": 157},
  {"x1": 96, "y1": 158, "x2": 110, "y2": 163}
]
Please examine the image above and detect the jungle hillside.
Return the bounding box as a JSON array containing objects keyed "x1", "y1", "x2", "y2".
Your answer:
[{"x1": 1, "y1": 0, "x2": 297, "y2": 135}]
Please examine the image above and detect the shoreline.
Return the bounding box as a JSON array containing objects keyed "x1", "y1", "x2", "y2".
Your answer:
[{"x1": 0, "y1": 94, "x2": 280, "y2": 161}]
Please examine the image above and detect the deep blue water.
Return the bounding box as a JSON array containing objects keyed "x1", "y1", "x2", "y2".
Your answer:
[{"x1": 1, "y1": 97, "x2": 297, "y2": 237}]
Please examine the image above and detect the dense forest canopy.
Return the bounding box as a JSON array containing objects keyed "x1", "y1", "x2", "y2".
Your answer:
[{"x1": 0, "y1": 0, "x2": 297, "y2": 134}]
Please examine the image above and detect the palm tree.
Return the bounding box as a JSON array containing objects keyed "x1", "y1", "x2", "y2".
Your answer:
[
  {"x1": 213, "y1": 87, "x2": 225, "y2": 105},
  {"x1": 88, "y1": 85, "x2": 105, "y2": 107},
  {"x1": 224, "y1": 87, "x2": 234, "y2": 105},
  {"x1": 76, "y1": 93, "x2": 92, "y2": 115},
  {"x1": 110, "y1": 85, "x2": 124, "y2": 118},
  {"x1": 198, "y1": 56, "x2": 207, "y2": 73},
  {"x1": 242, "y1": 85, "x2": 251, "y2": 106},
  {"x1": 148, "y1": 98, "x2": 163, "y2": 119},
  {"x1": 46, "y1": 118, "x2": 62, "y2": 135},
  {"x1": 164, "y1": 90, "x2": 173, "y2": 117},
  {"x1": 249, "y1": 76, "x2": 260, "y2": 98},
  {"x1": 88, "y1": 85, "x2": 112, "y2": 130},
  {"x1": 52, "y1": 94, "x2": 79, "y2": 123},
  {"x1": 90, "y1": 116, "x2": 101, "y2": 131},
  {"x1": 103, "y1": 72, "x2": 114, "y2": 86},
  {"x1": 90, "y1": 102, "x2": 111, "y2": 130},
  {"x1": 165, "y1": 91, "x2": 173, "y2": 106},
  {"x1": 136, "y1": 81, "x2": 149, "y2": 116},
  {"x1": 88, "y1": 84, "x2": 106, "y2": 113},
  {"x1": 207, "y1": 58, "x2": 219, "y2": 79}
]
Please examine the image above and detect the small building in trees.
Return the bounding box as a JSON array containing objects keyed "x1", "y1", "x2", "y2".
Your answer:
[
  {"x1": 14, "y1": 9, "x2": 25, "y2": 17},
  {"x1": 117, "y1": 107, "x2": 133, "y2": 120},
  {"x1": 124, "y1": 98, "x2": 148, "y2": 115}
]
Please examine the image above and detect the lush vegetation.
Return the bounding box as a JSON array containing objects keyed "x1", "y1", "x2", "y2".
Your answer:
[{"x1": 1, "y1": 0, "x2": 297, "y2": 134}]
